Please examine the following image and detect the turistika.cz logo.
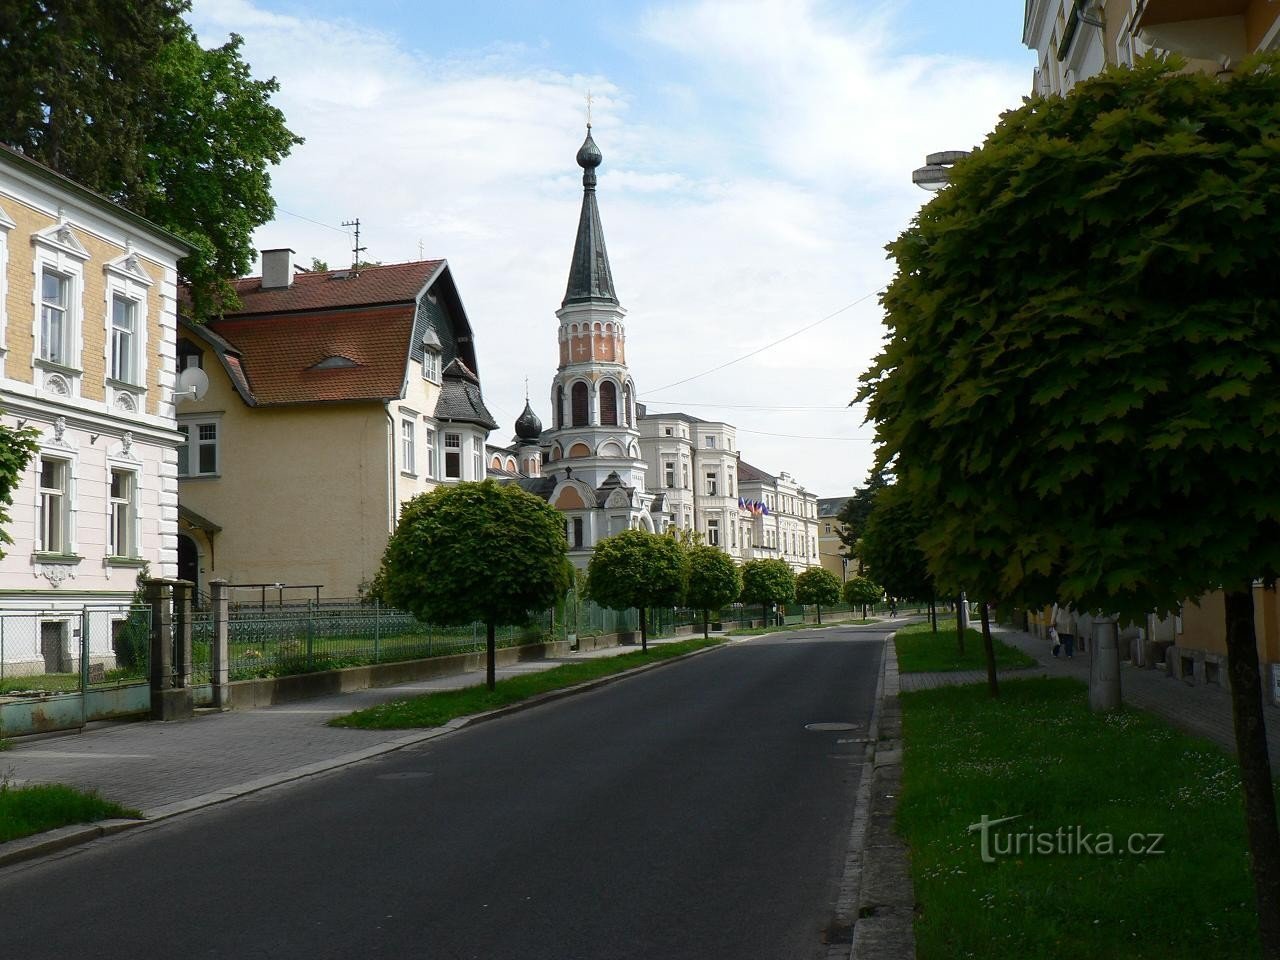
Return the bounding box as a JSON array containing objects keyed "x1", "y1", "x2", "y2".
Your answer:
[{"x1": 967, "y1": 815, "x2": 1166, "y2": 864}]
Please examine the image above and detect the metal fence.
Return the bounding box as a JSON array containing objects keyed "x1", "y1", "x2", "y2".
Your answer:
[
  {"x1": 0, "y1": 604, "x2": 150, "y2": 696},
  {"x1": 190, "y1": 601, "x2": 556, "y2": 682}
]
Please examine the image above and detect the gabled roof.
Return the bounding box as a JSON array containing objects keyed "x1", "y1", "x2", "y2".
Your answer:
[
  {"x1": 818, "y1": 496, "x2": 850, "y2": 518},
  {"x1": 223, "y1": 260, "x2": 444, "y2": 316},
  {"x1": 736, "y1": 459, "x2": 777, "y2": 484}
]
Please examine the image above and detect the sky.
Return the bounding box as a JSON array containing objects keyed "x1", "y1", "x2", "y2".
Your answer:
[{"x1": 188, "y1": 0, "x2": 1035, "y2": 498}]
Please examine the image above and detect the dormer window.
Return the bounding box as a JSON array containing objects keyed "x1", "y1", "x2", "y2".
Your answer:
[
  {"x1": 423, "y1": 348, "x2": 440, "y2": 382},
  {"x1": 310, "y1": 354, "x2": 358, "y2": 370}
]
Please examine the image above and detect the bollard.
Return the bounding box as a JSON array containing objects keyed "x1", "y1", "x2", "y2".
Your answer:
[{"x1": 1090, "y1": 616, "x2": 1122, "y2": 712}]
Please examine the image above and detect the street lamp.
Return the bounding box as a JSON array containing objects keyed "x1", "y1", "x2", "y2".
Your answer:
[{"x1": 911, "y1": 150, "x2": 971, "y2": 191}]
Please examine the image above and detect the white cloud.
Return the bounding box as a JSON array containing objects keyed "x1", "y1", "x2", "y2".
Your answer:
[{"x1": 189, "y1": 0, "x2": 1029, "y2": 498}]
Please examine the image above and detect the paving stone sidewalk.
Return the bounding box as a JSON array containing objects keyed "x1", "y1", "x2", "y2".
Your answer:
[
  {"x1": 898, "y1": 626, "x2": 1280, "y2": 761},
  {"x1": 0, "y1": 639, "x2": 689, "y2": 815}
]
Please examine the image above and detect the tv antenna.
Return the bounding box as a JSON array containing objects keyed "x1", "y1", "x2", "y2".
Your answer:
[{"x1": 341, "y1": 219, "x2": 367, "y2": 276}]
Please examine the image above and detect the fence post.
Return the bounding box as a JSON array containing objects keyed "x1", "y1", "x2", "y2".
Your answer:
[
  {"x1": 210, "y1": 578, "x2": 230, "y2": 709},
  {"x1": 79, "y1": 608, "x2": 90, "y2": 728},
  {"x1": 173, "y1": 580, "x2": 193, "y2": 690},
  {"x1": 306, "y1": 599, "x2": 315, "y2": 669},
  {"x1": 374, "y1": 598, "x2": 381, "y2": 664},
  {"x1": 146, "y1": 579, "x2": 192, "y2": 720}
]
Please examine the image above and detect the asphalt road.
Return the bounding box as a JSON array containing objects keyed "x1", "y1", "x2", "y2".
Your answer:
[{"x1": 0, "y1": 625, "x2": 886, "y2": 960}]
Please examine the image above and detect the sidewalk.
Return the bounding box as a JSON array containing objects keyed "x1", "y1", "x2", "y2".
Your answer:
[
  {"x1": 0, "y1": 637, "x2": 693, "y2": 818},
  {"x1": 899, "y1": 625, "x2": 1280, "y2": 762}
]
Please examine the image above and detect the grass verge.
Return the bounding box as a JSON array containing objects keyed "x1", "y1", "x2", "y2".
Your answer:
[
  {"x1": 894, "y1": 618, "x2": 1036, "y2": 672},
  {"x1": 0, "y1": 784, "x2": 141, "y2": 845},
  {"x1": 330, "y1": 636, "x2": 723, "y2": 729},
  {"x1": 899, "y1": 677, "x2": 1267, "y2": 959}
]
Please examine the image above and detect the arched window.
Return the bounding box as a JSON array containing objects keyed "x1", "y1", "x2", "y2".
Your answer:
[
  {"x1": 600, "y1": 380, "x2": 618, "y2": 426},
  {"x1": 555, "y1": 384, "x2": 565, "y2": 429},
  {"x1": 572, "y1": 381, "x2": 589, "y2": 427},
  {"x1": 622, "y1": 382, "x2": 633, "y2": 427},
  {"x1": 568, "y1": 442, "x2": 591, "y2": 458},
  {"x1": 491, "y1": 455, "x2": 502, "y2": 470}
]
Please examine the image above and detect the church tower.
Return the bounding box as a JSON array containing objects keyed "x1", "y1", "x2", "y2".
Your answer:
[{"x1": 541, "y1": 126, "x2": 655, "y2": 555}]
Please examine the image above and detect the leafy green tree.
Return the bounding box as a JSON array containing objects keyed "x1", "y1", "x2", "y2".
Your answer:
[
  {"x1": 858, "y1": 56, "x2": 1280, "y2": 950},
  {"x1": 0, "y1": 419, "x2": 39, "y2": 558},
  {"x1": 585, "y1": 529, "x2": 687, "y2": 651},
  {"x1": 842, "y1": 576, "x2": 882, "y2": 621},
  {"x1": 374, "y1": 481, "x2": 571, "y2": 690},
  {"x1": 795, "y1": 567, "x2": 841, "y2": 624},
  {"x1": 835, "y1": 467, "x2": 888, "y2": 570},
  {"x1": 0, "y1": 2, "x2": 301, "y2": 317},
  {"x1": 859, "y1": 484, "x2": 939, "y2": 632},
  {"x1": 740, "y1": 559, "x2": 795, "y2": 627},
  {"x1": 684, "y1": 546, "x2": 741, "y2": 639}
]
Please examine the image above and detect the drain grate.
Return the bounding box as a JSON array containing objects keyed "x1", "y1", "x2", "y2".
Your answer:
[{"x1": 805, "y1": 722, "x2": 858, "y2": 732}]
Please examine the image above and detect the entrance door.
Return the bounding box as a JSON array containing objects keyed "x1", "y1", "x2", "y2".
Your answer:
[
  {"x1": 40, "y1": 621, "x2": 70, "y2": 673},
  {"x1": 177, "y1": 534, "x2": 199, "y2": 593}
]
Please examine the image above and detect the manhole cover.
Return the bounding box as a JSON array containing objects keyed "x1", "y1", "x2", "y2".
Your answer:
[
  {"x1": 805, "y1": 722, "x2": 858, "y2": 732},
  {"x1": 376, "y1": 771, "x2": 434, "y2": 780}
]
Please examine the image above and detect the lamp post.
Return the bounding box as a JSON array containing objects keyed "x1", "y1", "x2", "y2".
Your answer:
[{"x1": 911, "y1": 150, "x2": 971, "y2": 191}]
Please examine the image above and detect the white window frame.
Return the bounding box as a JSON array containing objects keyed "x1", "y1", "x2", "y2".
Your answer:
[
  {"x1": 705, "y1": 435, "x2": 716, "y2": 448},
  {"x1": 37, "y1": 455, "x2": 73, "y2": 555},
  {"x1": 664, "y1": 461, "x2": 675, "y2": 489},
  {"x1": 424, "y1": 424, "x2": 436, "y2": 479},
  {"x1": 444, "y1": 432, "x2": 462, "y2": 480},
  {"x1": 401, "y1": 419, "x2": 416, "y2": 475},
  {"x1": 177, "y1": 417, "x2": 220, "y2": 478},
  {"x1": 472, "y1": 436, "x2": 482, "y2": 481},
  {"x1": 31, "y1": 225, "x2": 89, "y2": 393},
  {"x1": 109, "y1": 468, "x2": 139, "y2": 558},
  {"x1": 39, "y1": 268, "x2": 72, "y2": 368},
  {"x1": 0, "y1": 203, "x2": 13, "y2": 379},
  {"x1": 705, "y1": 471, "x2": 718, "y2": 496},
  {"x1": 110, "y1": 294, "x2": 140, "y2": 385},
  {"x1": 707, "y1": 518, "x2": 720, "y2": 547},
  {"x1": 422, "y1": 348, "x2": 441, "y2": 383}
]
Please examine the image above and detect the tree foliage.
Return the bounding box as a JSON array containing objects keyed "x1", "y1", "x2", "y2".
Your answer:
[
  {"x1": 586, "y1": 529, "x2": 687, "y2": 649},
  {"x1": 856, "y1": 55, "x2": 1280, "y2": 949},
  {"x1": 835, "y1": 467, "x2": 888, "y2": 562},
  {"x1": 0, "y1": 1, "x2": 301, "y2": 318},
  {"x1": 842, "y1": 576, "x2": 882, "y2": 610},
  {"x1": 374, "y1": 481, "x2": 572, "y2": 687},
  {"x1": 0, "y1": 419, "x2": 40, "y2": 558},
  {"x1": 858, "y1": 483, "x2": 936, "y2": 602},
  {"x1": 740, "y1": 559, "x2": 796, "y2": 609},
  {"x1": 684, "y1": 546, "x2": 742, "y2": 638},
  {"x1": 795, "y1": 567, "x2": 841, "y2": 608}
]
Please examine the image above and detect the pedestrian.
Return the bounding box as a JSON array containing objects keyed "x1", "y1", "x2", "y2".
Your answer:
[{"x1": 1052, "y1": 603, "x2": 1077, "y2": 658}]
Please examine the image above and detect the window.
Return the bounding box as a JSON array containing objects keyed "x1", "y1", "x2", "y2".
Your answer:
[
  {"x1": 38, "y1": 458, "x2": 69, "y2": 553},
  {"x1": 705, "y1": 471, "x2": 717, "y2": 496},
  {"x1": 109, "y1": 469, "x2": 136, "y2": 557},
  {"x1": 472, "y1": 438, "x2": 482, "y2": 481},
  {"x1": 425, "y1": 426, "x2": 436, "y2": 478},
  {"x1": 177, "y1": 420, "x2": 218, "y2": 477},
  {"x1": 40, "y1": 269, "x2": 71, "y2": 366},
  {"x1": 705, "y1": 435, "x2": 716, "y2": 448},
  {"x1": 445, "y1": 433, "x2": 462, "y2": 479},
  {"x1": 401, "y1": 420, "x2": 415, "y2": 474},
  {"x1": 600, "y1": 381, "x2": 618, "y2": 426},
  {"x1": 727, "y1": 471, "x2": 735, "y2": 497},
  {"x1": 681, "y1": 462, "x2": 689, "y2": 489},
  {"x1": 664, "y1": 461, "x2": 675, "y2": 489},
  {"x1": 825, "y1": 523, "x2": 832, "y2": 534},
  {"x1": 707, "y1": 519, "x2": 720, "y2": 546},
  {"x1": 731, "y1": 521, "x2": 737, "y2": 549},
  {"x1": 110, "y1": 295, "x2": 138, "y2": 384},
  {"x1": 664, "y1": 427, "x2": 673, "y2": 436},
  {"x1": 422, "y1": 349, "x2": 440, "y2": 382},
  {"x1": 572, "y1": 517, "x2": 585, "y2": 549},
  {"x1": 571, "y1": 382, "x2": 589, "y2": 426}
]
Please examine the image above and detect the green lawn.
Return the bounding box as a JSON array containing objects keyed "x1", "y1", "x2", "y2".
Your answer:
[
  {"x1": 899, "y1": 677, "x2": 1267, "y2": 959},
  {"x1": 0, "y1": 784, "x2": 141, "y2": 845},
  {"x1": 894, "y1": 618, "x2": 1036, "y2": 672},
  {"x1": 331, "y1": 637, "x2": 722, "y2": 729}
]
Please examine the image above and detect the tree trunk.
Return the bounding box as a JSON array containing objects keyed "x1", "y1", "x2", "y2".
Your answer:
[
  {"x1": 817, "y1": 604, "x2": 823, "y2": 625},
  {"x1": 703, "y1": 608, "x2": 710, "y2": 640},
  {"x1": 763, "y1": 602, "x2": 768, "y2": 630},
  {"x1": 485, "y1": 620, "x2": 496, "y2": 691},
  {"x1": 862, "y1": 603, "x2": 868, "y2": 620},
  {"x1": 640, "y1": 606, "x2": 648, "y2": 653},
  {"x1": 1223, "y1": 587, "x2": 1280, "y2": 958},
  {"x1": 955, "y1": 596, "x2": 965, "y2": 655},
  {"x1": 980, "y1": 601, "x2": 999, "y2": 699},
  {"x1": 930, "y1": 594, "x2": 938, "y2": 633}
]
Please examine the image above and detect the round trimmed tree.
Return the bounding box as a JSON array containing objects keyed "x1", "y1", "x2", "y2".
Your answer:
[
  {"x1": 685, "y1": 546, "x2": 742, "y2": 639},
  {"x1": 740, "y1": 558, "x2": 796, "y2": 628},
  {"x1": 374, "y1": 480, "x2": 572, "y2": 690},
  {"x1": 842, "y1": 576, "x2": 882, "y2": 621},
  {"x1": 795, "y1": 567, "x2": 841, "y2": 624},
  {"x1": 585, "y1": 529, "x2": 687, "y2": 651}
]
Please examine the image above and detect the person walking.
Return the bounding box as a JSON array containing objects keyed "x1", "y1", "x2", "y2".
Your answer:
[{"x1": 1053, "y1": 603, "x2": 1077, "y2": 658}]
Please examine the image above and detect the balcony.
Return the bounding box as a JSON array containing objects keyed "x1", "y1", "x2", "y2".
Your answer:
[{"x1": 1135, "y1": 0, "x2": 1279, "y2": 59}]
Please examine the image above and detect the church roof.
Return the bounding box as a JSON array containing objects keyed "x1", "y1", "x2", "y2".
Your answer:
[{"x1": 562, "y1": 126, "x2": 618, "y2": 307}]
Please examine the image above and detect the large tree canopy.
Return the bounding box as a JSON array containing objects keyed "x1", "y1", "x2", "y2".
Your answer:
[
  {"x1": 0, "y1": 1, "x2": 301, "y2": 317},
  {"x1": 586, "y1": 529, "x2": 687, "y2": 650},
  {"x1": 857, "y1": 54, "x2": 1280, "y2": 951},
  {"x1": 684, "y1": 546, "x2": 742, "y2": 638},
  {"x1": 374, "y1": 481, "x2": 572, "y2": 689}
]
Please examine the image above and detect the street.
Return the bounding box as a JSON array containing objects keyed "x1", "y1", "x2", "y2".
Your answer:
[{"x1": 0, "y1": 626, "x2": 885, "y2": 960}]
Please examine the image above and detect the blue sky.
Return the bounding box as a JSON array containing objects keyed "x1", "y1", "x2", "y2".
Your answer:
[{"x1": 190, "y1": 0, "x2": 1034, "y2": 496}]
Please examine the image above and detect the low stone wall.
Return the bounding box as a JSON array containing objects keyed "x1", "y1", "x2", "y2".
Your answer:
[{"x1": 225, "y1": 640, "x2": 573, "y2": 710}]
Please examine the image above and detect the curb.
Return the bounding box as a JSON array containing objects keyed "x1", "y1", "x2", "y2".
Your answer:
[{"x1": 0, "y1": 638, "x2": 732, "y2": 871}]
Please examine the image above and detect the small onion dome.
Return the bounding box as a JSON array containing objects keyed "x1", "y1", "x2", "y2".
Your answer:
[
  {"x1": 515, "y1": 399, "x2": 543, "y2": 441},
  {"x1": 576, "y1": 129, "x2": 602, "y2": 170}
]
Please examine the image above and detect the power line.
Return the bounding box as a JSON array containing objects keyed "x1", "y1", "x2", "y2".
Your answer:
[
  {"x1": 276, "y1": 207, "x2": 352, "y2": 235},
  {"x1": 642, "y1": 400, "x2": 855, "y2": 412},
  {"x1": 643, "y1": 287, "x2": 884, "y2": 395},
  {"x1": 735, "y1": 427, "x2": 874, "y2": 441}
]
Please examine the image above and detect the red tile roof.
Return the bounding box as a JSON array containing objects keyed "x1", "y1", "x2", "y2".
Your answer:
[
  {"x1": 224, "y1": 260, "x2": 444, "y2": 316},
  {"x1": 206, "y1": 304, "x2": 414, "y2": 405}
]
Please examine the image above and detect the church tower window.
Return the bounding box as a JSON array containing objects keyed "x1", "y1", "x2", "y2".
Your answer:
[
  {"x1": 571, "y1": 381, "x2": 589, "y2": 426},
  {"x1": 600, "y1": 380, "x2": 618, "y2": 426}
]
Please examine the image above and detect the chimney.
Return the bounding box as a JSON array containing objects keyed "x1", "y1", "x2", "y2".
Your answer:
[{"x1": 260, "y1": 248, "x2": 295, "y2": 289}]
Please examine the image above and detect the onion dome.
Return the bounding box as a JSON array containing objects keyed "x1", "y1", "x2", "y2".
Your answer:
[{"x1": 515, "y1": 399, "x2": 543, "y2": 441}]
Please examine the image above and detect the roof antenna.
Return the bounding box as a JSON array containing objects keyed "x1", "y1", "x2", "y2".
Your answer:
[{"x1": 341, "y1": 219, "x2": 366, "y2": 277}]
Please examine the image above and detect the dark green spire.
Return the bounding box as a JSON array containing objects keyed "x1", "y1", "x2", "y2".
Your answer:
[{"x1": 562, "y1": 125, "x2": 618, "y2": 307}]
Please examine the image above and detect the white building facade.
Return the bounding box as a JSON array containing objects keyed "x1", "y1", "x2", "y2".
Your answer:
[
  {"x1": 0, "y1": 145, "x2": 187, "y2": 671},
  {"x1": 738, "y1": 460, "x2": 821, "y2": 573}
]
